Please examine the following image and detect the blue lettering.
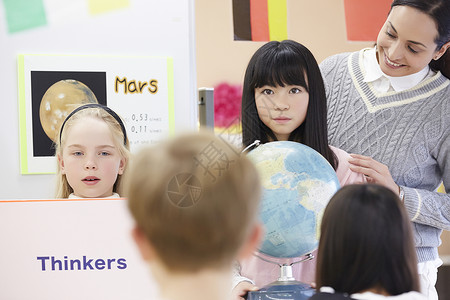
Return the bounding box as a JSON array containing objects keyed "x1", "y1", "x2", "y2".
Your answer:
[
  {"x1": 64, "y1": 256, "x2": 69, "y2": 270},
  {"x1": 117, "y1": 258, "x2": 127, "y2": 269},
  {"x1": 107, "y1": 258, "x2": 115, "y2": 269},
  {"x1": 95, "y1": 259, "x2": 105, "y2": 270},
  {"x1": 37, "y1": 256, "x2": 49, "y2": 271},
  {"x1": 37, "y1": 255, "x2": 127, "y2": 271},
  {"x1": 83, "y1": 256, "x2": 94, "y2": 270},
  {"x1": 71, "y1": 259, "x2": 81, "y2": 270},
  {"x1": 51, "y1": 256, "x2": 62, "y2": 271}
]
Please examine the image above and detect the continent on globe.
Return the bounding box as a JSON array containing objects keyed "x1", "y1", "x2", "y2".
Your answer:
[{"x1": 247, "y1": 141, "x2": 340, "y2": 259}]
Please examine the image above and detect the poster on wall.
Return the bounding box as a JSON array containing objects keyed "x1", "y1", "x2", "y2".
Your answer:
[{"x1": 18, "y1": 54, "x2": 174, "y2": 174}]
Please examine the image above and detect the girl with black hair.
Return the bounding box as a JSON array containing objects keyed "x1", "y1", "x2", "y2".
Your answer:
[
  {"x1": 232, "y1": 40, "x2": 366, "y2": 300},
  {"x1": 311, "y1": 184, "x2": 426, "y2": 300}
]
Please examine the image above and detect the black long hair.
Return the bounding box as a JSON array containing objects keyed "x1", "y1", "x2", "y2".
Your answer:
[
  {"x1": 241, "y1": 40, "x2": 337, "y2": 170},
  {"x1": 390, "y1": 0, "x2": 450, "y2": 78},
  {"x1": 316, "y1": 184, "x2": 420, "y2": 295}
]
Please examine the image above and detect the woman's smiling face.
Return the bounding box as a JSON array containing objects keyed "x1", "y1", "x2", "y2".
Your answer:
[{"x1": 376, "y1": 5, "x2": 443, "y2": 77}]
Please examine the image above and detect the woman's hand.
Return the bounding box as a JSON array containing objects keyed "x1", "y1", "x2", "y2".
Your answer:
[
  {"x1": 231, "y1": 281, "x2": 259, "y2": 300},
  {"x1": 348, "y1": 154, "x2": 400, "y2": 195}
]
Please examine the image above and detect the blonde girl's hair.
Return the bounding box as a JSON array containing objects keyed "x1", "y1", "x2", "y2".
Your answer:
[{"x1": 54, "y1": 104, "x2": 130, "y2": 198}]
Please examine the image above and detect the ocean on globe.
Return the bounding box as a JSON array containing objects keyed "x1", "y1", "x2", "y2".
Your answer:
[{"x1": 247, "y1": 141, "x2": 340, "y2": 258}]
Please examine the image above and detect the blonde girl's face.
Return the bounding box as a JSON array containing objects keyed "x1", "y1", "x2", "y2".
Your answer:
[
  {"x1": 58, "y1": 116, "x2": 126, "y2": 198},
  {"x1": 376, "y1": 5, "x2": 449, "y2": 77},
  {"x1": 255, "y1": 84, "x2": 309, "y2": 141}
]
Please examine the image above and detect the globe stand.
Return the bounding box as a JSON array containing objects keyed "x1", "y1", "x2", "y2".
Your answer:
[{"x1": 247, "y1": 253, "x2": 316, "y2": 300}]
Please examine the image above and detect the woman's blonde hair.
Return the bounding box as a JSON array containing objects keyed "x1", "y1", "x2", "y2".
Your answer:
[{"x1": 55, "y1": 105, "x2": 130, "y2": 198}]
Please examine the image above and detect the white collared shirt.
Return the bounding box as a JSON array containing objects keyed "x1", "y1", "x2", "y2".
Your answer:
[{"x1": 362, "y1": 47, "x2": 435, "y2": 93}]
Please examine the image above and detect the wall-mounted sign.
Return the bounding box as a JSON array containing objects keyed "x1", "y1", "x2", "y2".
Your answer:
[
  {"x1": 0, "y1": 198, "x2": 159, "y2": 299},
  {"x1": 18, "y1": 54, "x2": 174, "y2": 174}
]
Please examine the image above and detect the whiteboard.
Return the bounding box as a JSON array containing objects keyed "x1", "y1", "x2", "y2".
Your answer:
[{"x1": 0, "y1": 0, "x2": 197, "y2": 199}]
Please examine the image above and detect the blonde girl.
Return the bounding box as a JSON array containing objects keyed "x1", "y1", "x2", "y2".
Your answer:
[{"x1": 55, "y1": 104, "x2": 129, "y2": 198}]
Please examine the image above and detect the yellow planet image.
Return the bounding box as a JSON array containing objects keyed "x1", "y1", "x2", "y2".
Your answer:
[{"x1": 39, "y1": 79, "x2": 98, "y2": 142}]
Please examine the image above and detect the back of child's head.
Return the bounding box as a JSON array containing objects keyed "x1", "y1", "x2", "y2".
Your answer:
[
  {"x1": 316, "y1": 184, "x2": 419, "y2": 295},
  {"x1": 125, "y1": 131, "x2": 261, "y2": 272},
  {"x1": 55, "y1": 104, "x2": 130, "y2": 198},
  {"x1": 241, "y1": 39, "x2": 336, "y2": 169}
]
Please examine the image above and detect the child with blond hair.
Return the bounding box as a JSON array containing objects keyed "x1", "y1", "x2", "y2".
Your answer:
[
  {"x1": 55, "y1": 104, "x2": 129, "y2": 198},
  {"x1": 125, "y1": 131, "x2": 263, "y2": 300}
]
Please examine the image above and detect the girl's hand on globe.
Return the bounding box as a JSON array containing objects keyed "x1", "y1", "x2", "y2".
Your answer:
[
  {"x1": 232, "y1": 281, "x2": 259, "y2": 300},
  {"x1": 348, "y1": 154, "x2": 400, "y2": 195}
]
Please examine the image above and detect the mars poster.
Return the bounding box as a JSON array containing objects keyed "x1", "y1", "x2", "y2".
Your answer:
[{"x1": 18, "y1": 54, "x2": 174, "y2": 174}]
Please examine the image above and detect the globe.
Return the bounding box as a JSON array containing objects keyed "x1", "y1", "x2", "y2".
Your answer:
[
  {"x1": 39, "y1": 79, "x2": 98, "y2": 142},
  {"x1": 247, "y1": 141, "x2": 340, "y2": 259}
]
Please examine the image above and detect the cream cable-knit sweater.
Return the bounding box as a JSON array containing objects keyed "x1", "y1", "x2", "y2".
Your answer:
[{"x1": 320, "y1": 49, "x2": 450, "y2": 263}]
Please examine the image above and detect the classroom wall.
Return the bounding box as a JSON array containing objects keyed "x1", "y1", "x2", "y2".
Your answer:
[
  {"x1": 0, "y1": 0, "x2": 196, "y2": 199},
  {"x1": 195, "y1": 0, "x2": 373, "y2": 88},
  {"x1": 194, "y1": 0, "x2": 450, "y2": 257},
  {"x1": 1, "y1": 0, "x2": 449, "y2": 256}
]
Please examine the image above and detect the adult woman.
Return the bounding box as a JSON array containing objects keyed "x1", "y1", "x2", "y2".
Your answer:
[
  {"x1": 311, "y1": 184, "x2": 426, "y2": 300},
  {"x1": 320, "y1": 0, "x2": 450, "y2": 298}
]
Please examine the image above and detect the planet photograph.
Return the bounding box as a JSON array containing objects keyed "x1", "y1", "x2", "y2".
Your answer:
[{"x1": 30, "y1": 71, "x2": 107, "y2": 157}]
